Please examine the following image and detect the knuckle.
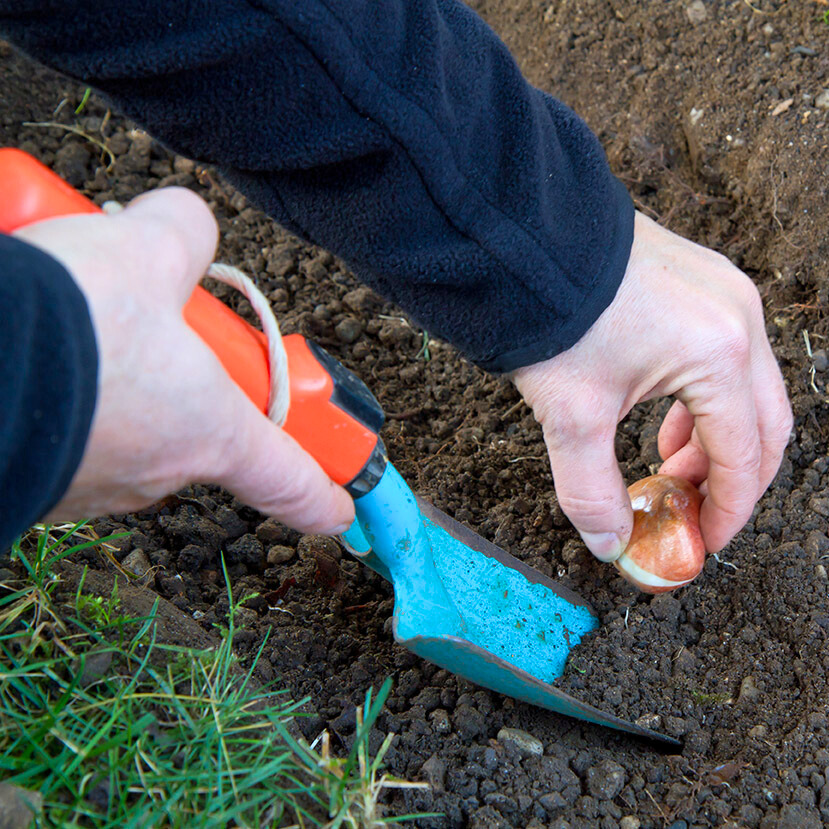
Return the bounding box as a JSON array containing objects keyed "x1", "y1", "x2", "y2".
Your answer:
[
  {"x1": 701, "y1": 316, "x2": 752, "y2": 377},
  {"x1": 542, "y1": 391, "x2": 615, "y2": 448},
  {"x1": 715, "y1": 318, "x2": 752, "y2": 363},
  {"x1": 555, "y1": 489, "x2": 622, "y2": 524},
  {"x1": 712, "y1": 438, "x2": 762, "y2": 481}
]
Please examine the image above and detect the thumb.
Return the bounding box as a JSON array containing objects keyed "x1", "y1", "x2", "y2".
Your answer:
[
  {"x1": 117, "y1": 186, "x2": 219, "y2": 300},
  {"x1": 543, "y1": 421, "x2": 632, "y2": 563},
  {"x1": 210, "y1": 379, "x2": 355, "y2": 536}
]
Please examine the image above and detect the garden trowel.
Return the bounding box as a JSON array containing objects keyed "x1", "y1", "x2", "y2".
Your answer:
[{"x1": 0, "y1": 148, "x2": 679, "y2": 748}]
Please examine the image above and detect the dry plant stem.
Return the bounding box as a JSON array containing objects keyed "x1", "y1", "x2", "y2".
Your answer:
[{"x1": 22, "y1": 120, "x2": 115, "y2": 168}]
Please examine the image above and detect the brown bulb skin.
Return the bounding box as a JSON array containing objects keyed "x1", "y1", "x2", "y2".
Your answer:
[{"x1": 614, "y1": 475, "x2": 705, "y2": 594}]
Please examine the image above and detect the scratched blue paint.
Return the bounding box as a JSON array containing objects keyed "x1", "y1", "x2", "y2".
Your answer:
[
  {"x1": 352, "y1": 464, "x2": 596, "y2": 683},
  {"x1": 422, "y1": 515, "x2": 596, "y2": 681},
  {"x1": 345, "y1": 464, "x2": 681, "y2": 743}
]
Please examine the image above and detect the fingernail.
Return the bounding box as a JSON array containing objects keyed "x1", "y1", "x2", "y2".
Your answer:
[
  {"x1": 331, "y1": 522, "x2": 353, "y2": 536},
  {"x1": 579, "y1": 531, "x2": 625, "y2": 563}
]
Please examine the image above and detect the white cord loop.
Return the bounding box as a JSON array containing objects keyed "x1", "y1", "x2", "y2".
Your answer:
[
  {"x1": 103, "y1": 199, "x2": 289, "y2": 425},
  {"x1": 206, "y1": 263, "x2": 290, "y2": 426}
]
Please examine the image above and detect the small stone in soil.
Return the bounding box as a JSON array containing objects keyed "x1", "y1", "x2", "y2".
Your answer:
[
  {"x1": 496, "y1": 726, "x2": 544, "y2": 758},
  {"x1": 738, "y1": 675, "x2": 761, "y2": 703},
  {"x1": 335, "y1": 316, "x2": 363, "y2": 344},
  {"x1": 77, "y1": 648, "x2": 114, "y2": 687},
  {"x1": 634, "y1": 712, "x2": 662, "y2": 731},
  {"x1": 421, "y1": 754, "x2": 447, "y2": 791},
  {"x1": 267, "y1": 545, "x2": 295, "y2": 565},
  {"x1": 121, "y1": 548, "x2": 151, "y2": 577},
  {"x1": 586, "y1": 759, "x2": 626, "y2": 800},
  {"x1": 298, "y1": 534, "x2": 342, "y2": 561},
  {"x1": 429, "y1": 708, "x2": 452, "y2": 734},
  {"x1": 255, "y1": 517, "x2": 288, "y2": 545},
  {"x1": 685, "y1": 0, "x2": 708, "y2": 24}
]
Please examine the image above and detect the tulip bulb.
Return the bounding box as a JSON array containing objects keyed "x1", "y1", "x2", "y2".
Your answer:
[{"x1": 614, "y1": 475, "x2": 705, "y2": 594}]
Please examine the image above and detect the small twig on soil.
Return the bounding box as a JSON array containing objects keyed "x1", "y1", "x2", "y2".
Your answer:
[
  {"x1": 632, "y1": 198, "x2": 662, "y2": 222},
  {"x1": 508, "y1": 455, "x2": 545, "y2": 463},
  {"x1": 644, "y1": 786, "x2": 669, "y2": 823},
  {"x1": 500, "y1": 399, "x2": 526, "y2": 420},
  {"x1": 803, "y1": 330, "x2": 822, "y2": 394},
  {"x1": 377, "y1": 313, "x2": 411, "y2": 327},
  {"x1": 803, "y1": 329, "x2": 814, "y2": 359},
  {"x1": 742, "y1": 0, "x2": 787, "y2": 14},
  {"x1": 343, "y1": 602, "x2": 377, "y2": 614},
  {"x1": 23, "y1": 120, "x2": 116, "y2": 169}
]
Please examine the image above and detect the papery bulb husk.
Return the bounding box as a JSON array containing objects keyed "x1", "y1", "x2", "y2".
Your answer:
[{"x1": 614, "y1": 475, "x2": 705, "y2": 594}]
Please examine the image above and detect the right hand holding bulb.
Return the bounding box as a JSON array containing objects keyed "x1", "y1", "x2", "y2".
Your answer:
[{"x1": 514, "y1": 211, "x2": 792, "y2": 572}]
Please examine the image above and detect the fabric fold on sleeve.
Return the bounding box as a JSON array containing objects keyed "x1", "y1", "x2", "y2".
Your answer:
[
  {"x1": 0, "y1": 0, "x2": 633, "y2": 373},
  {"x1": 0, "y1": 234, "x2": 98, "y2": 550}
]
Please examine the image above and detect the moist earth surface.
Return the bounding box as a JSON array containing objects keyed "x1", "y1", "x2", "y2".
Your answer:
[{"x1": 2, "y1": 1, "x2": 828, "y2": 826}]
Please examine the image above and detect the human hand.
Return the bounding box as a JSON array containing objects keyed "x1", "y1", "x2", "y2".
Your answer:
[
  {"x1": 15, "y1": 188, "x2": 354, "y2": 534},
  {"x1": 513, "y1": 211, "x2": 792, "y2": 562}
]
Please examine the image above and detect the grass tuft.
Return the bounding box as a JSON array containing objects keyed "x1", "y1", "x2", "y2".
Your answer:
[{"x1": 0, "y1": 524, "x2": 431, "y2": 827}]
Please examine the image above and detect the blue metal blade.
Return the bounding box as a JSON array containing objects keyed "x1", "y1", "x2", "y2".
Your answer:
[{"x1": 347, "y1": 462, "x2": 680, "y2": 747}]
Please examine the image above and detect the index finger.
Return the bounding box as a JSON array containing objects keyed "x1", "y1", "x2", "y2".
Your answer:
[{"x1": 688, "y1": 383, "x2": 762, "y2": 552}]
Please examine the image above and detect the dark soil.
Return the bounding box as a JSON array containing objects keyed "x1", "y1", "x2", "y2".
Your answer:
[{"x1": 2, "y1": 2, "x2": 829, "y2": 826}]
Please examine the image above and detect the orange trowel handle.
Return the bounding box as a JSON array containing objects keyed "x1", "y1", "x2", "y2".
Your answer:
[{"x1": 0, "y1": 148, "x2": 382, "y2": 488}]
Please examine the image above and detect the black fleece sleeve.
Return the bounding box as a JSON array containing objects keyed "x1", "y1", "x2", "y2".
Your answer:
[
  {"x1": 0, "y1": 234, "x2": 98, "y2": 551},
  {"x1": 0, "y1": 0, "x2": 633, "y2": 374}
]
